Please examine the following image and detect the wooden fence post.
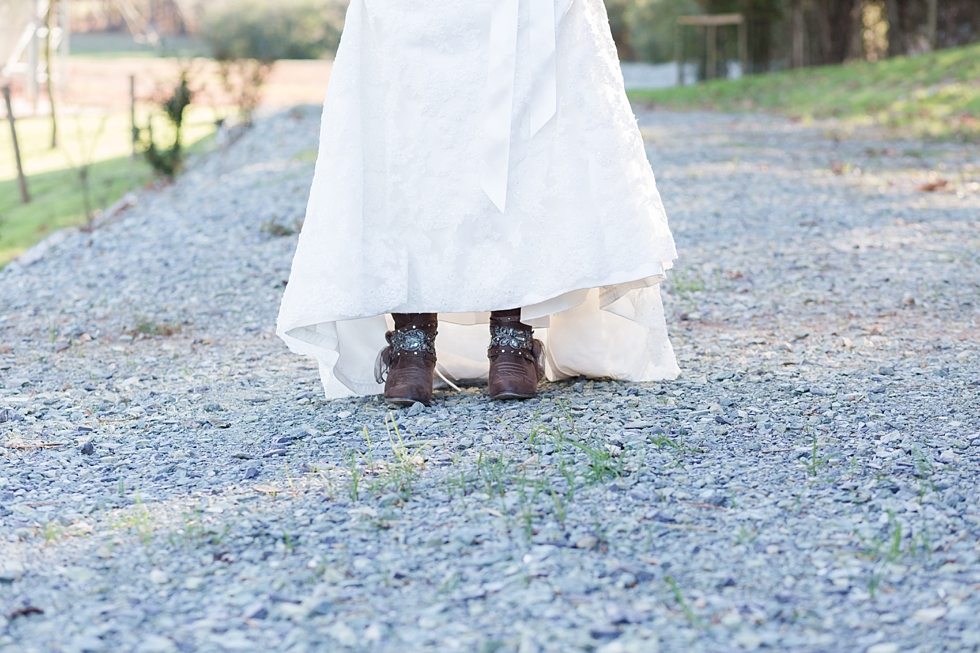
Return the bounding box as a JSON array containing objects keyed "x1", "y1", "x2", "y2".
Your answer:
[
  {"x1": 130, "y1": 74, "x2": 138, "y2": 159},
  {"x1": 675, "y1": 23, "x2": 684, "y2": 86},
  {"x1": 46, "y1": 0, "x2": 59, "y2": 148},
  {"x1": 706, "y1": 24, "x2": 717, "y2": 79},
  {"x1": 678, "y1": 14, "x2": 746, "y2": 83},
  {"x1": 3, "y1": 86, "x2": 31, "y2": 204},
  {"x1": 738, "y1": 18, "x2": 748, "y2": 76}
]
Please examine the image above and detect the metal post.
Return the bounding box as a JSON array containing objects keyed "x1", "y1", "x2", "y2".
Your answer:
[
  {"x1": 3, "y1": 86, "x2": 31, "y2": 204},
  {"x1": 675, "y1": 23, "x2": 684, "y2": 86},
  {"x1": 130, "y1": 74, "x2": 138, "y2": 159},
  {"x1": 706, "y1": 25, "x2": 717, "y2": 80},
  {"x1": 926, "y1": 0, "x2": 938, "y2": 50}
]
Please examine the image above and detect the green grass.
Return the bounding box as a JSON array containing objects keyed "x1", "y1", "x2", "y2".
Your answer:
[
  {"x1": 0, "y1": 155, "x2": 148, "y2": 263},
  {"x1": 0, "y1": 107, "x2": 222, "y2": 266},
  {"x1": 69, "y1": 32, "x2": 210, "y2": 58},
  {"x1": 629, "y1": 42, "x2": 980, "y2": 140}
]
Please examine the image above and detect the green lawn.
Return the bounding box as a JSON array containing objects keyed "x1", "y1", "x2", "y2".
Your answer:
[
  {"x1": 0, "y1": 154, "x2": 151, "y2": 264},
  {"x1": 0, "y1": 107, "x2": 222, "y2": 267},
  {"x1": 629, "y1": 42, "x2": 980, "y2": 140}
]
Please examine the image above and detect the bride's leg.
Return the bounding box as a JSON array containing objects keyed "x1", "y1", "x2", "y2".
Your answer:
[
  {"x1": 378, "y1": 313, "x2": 438, "y2": 406},
  {"x1": 488, "y1": 309, "x2": 542, "y2": 400}
]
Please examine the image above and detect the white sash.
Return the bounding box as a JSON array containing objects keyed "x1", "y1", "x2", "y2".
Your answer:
[{"x1": 481, "y1": 0, "x2": 566, "y2": 212}]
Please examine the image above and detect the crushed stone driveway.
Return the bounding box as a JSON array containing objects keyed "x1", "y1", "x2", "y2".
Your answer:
[{"x1": 1, "y1": 106, "x2": 979, "y2": 653}]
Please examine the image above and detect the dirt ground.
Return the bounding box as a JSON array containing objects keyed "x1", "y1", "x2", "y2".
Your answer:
[{"x1": 3, "y1": 57, "x2": 334, "y2": 117}]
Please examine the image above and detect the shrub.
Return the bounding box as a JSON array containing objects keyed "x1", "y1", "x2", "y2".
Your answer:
[
  {"x1": 142, "y1": 73, "x2": 193, "y2": 178},
  {"x1": 217, "y1": 59, "x2": 272, "y2": 128},
  {"x1": 199, "y1": 0, "x2": 347, "y2": 63}
]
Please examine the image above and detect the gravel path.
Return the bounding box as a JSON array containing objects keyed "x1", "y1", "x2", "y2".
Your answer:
[{"x1": 1, "y1": 106, "x2": 979, "y2": 653}]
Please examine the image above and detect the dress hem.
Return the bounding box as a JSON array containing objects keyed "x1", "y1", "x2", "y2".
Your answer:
[
  {"x1": 277, "y1": 260, "x2": 673, "y2": 337},
  {"x1": 277, "y1": 262, "x2": 679, "y2": 398}
]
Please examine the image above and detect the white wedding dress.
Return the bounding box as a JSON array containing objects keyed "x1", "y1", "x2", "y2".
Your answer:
[{"x1": 277, "y1": 0, "x2": 680, "y2": 397}]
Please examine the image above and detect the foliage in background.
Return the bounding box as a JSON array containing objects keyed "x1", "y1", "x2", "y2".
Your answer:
[
  {"x1": 630, "y1": 41, "x2": 980, "y2": 140},
  {"x1": 886, "y1": 0, "x2": 980, "y2": 56},
  {"x1": 606, "y1": 0, "x2": 979, "y2": 70},
  {"x1": 605, "y1": 0, "x2": 702, "y2": 63},
  {"x1": 61, "y1": 116, "x2": 108, "y2": 230},
  {"x1": 217, "y1": 60, "x2": 271, "y2": 128},
  {"x1": 198, "y1": 0, "x2": 347, "y2": 62},
  {"x1": 141, "y1": 73, "x2": 193, "y2": 177},
  {"x1": 197, "y1": 0, "x2": 346, "y2": 127}
]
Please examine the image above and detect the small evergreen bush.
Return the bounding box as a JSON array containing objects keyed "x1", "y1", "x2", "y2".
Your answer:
[{"x1": 142, "y1": 73, "x2": 193, "y2": 178}]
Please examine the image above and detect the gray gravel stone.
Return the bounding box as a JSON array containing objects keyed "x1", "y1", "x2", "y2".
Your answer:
[{"x1": 0, "y1": 107, "x2": 978, "y2": 652}]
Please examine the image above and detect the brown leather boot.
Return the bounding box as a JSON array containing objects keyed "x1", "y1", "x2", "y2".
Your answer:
[
  {"x1": 376, "y1": 314, "x2": 438, "y2": 407},
  {"x1": 488, "y1": 309, "x2": 543, "y2": 401}
]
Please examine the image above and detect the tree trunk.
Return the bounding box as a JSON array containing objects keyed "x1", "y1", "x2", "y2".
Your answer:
[
  {"x1": 936, "y1": 0, "x2": 980, "y2": 49},
  {"x1": 45, "y1": 0, "x2": 58, "y2": 148},
  {"x1": 809, "y1": 0, "x2": 862, "y2": 64},
  {"x1": 789, "y1": 0, "x2": 806, "y2": 67},
  {"x1": 886, "y1": 0, "x2": 928, "y2": 56}
]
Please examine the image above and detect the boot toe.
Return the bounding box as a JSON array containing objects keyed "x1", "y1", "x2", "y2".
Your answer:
[{"x1": 488, "y1": 355, "x2": 539, "y2": 400}]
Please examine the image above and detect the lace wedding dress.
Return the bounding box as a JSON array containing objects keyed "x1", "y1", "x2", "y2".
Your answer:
[{"x1": 277, "y1": 0, "x2": 680, "y2": 397}]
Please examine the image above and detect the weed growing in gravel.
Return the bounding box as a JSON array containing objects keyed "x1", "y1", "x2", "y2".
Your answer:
[
  {"x1": 514, "y1": 472, "x2": 545, "y2": 540},
  {"x1": 527, "y1": 399, "x2": 629, "y2": 484},
  {"x1": 567, "y1": 436, "x2": 624, "y2": 484},
  {"x1": 40, "y1": 520, "x2": 64, "y2": 544},
  {"x1": 549, "y1": 485, "x2": 568, "y2": 527},
  {"x1": 129, "y1": 320, "x2": 181, "y2": 337},
  {"x1": 802, "y1": 429, "x2": 833, "y2": 478},
  {"x1": 375, "y1": 414, "x2": 425, "y2": 500},
  {"x1": 341, "y1": 417, "x2": 426, "y2": 503},
  {"x1": 281, "y1": 530, "x2": 297, "y2": 552},
  {"x1": 912, "y1": 447, "x2": 936, "y2": 487},
  {"x1": 444, "y1": 402, "x2": 672, "y2": 542},
  {"x1": 665, "y1": 575, "x2": 702, "y2": 627},
  {"x1": 859, "y1": 509, "x2": 932, "y2": 598},
  {"x1": 260, "y1": 217, "x2": 303, "y2": 237},
  {"x1": 479, "y1": 640, "x2": 507, "y2": 653},
  {"x1": 445, "y1": 455, "x2": 470, "y2": 502},
  {"x1": 283, "y1": 466, "x2": 300, "y2": 496},
  {"x1": 437, "y1": 569, "x2": 462, "y2": 596},
  {"x1": 472, "y1": 451, "x2": 503, "y2": 498},
  {"x1": 591, "y1": 510, "x2": 609, "y2": 549},
  {"x1": 735, "y1": 524, "x2": 758, "y2": 545},
  {"x1": 112, "y1": 493, "x2": 156, "y2": 548},
  {"x1": 308, "y1": 463, "x2": 340, "y2": 498},
  {"x1": 667, "y1": 268, "x2": 706, "y2": 302},
  {"x1": 168, "y1": 507, "x2": 229, "y2": 548},
  {"x1": 346, "y1": 450, "x2": 362, "y2": 502},
  {"x1": 648, "y1": 430, "x2": 680, "y2": 452}
]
